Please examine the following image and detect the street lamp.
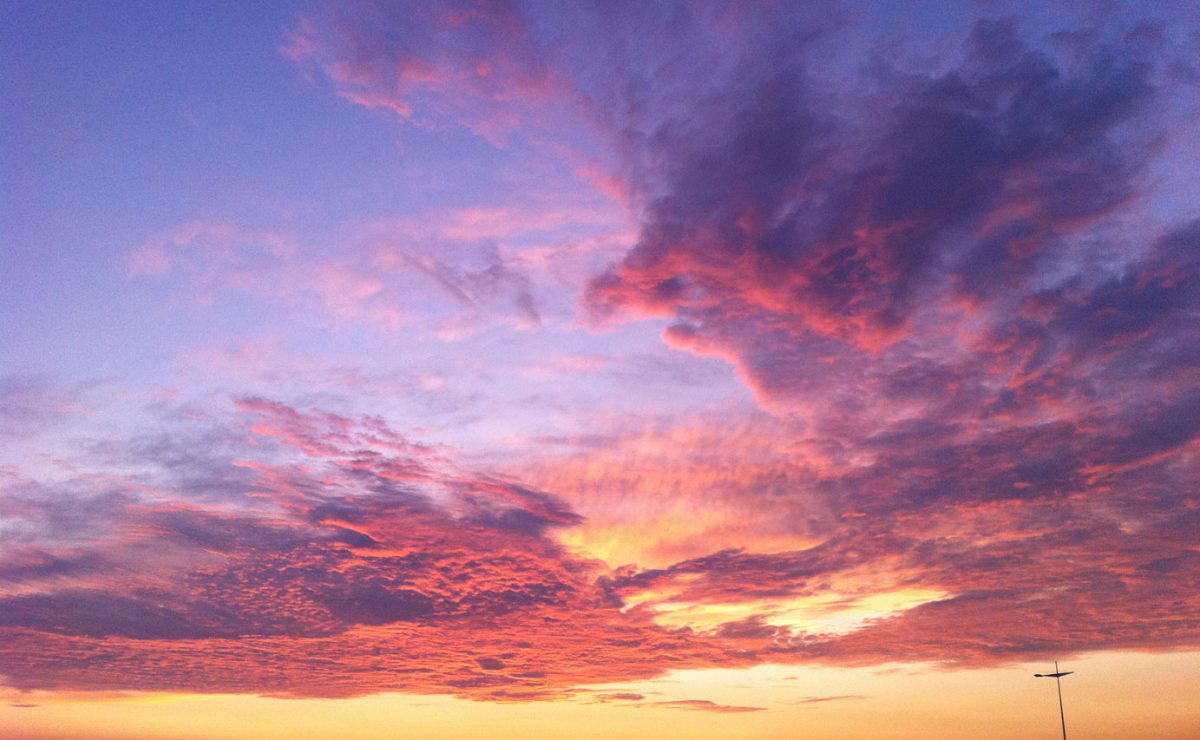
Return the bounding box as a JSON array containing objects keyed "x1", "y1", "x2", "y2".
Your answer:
[{"x1": 1033, "y1": 661, "x2": 1074, "y2": 740}]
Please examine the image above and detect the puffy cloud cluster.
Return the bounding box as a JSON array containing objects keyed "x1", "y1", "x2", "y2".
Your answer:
[{"x1": 0, "y1": 399, "x2": 742, "y2": 698}]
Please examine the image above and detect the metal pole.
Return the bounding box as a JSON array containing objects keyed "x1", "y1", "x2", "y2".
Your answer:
[{"x1": 1054, "y1": 661, "x2": 1067, "y2": 740}]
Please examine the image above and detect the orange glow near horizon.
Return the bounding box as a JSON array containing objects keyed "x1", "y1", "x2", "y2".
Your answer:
[
  {"x1": 642, "y1": 588, "x2": 952, "y2": 636},
  {"x1": 3, "y1": 651, "x2": 1198, "y2": 740}
]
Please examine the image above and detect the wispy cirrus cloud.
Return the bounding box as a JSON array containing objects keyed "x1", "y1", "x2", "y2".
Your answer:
[
  {"x1": 0, "y1": 374, "x2": 93, "y2": 441},
  {"x1": 125, "y1": 199, "x2": 627, "y2": 337},
  {"x1": 651, "y1": 699, "x2": 766, "y2": 713},
  {"x1": 790, "y1": 694, "x2": 867, "y2": 704},
  {"x1": 283, "y1": 1, "x2": 578, "y2": 143}
]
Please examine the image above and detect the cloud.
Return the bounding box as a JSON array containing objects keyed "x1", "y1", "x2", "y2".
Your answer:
[
  {"x1": 0, "y1": 374, "x2": 90, "y2": 440},
  {"x1": 283, "y1": 0, "x2": 576, "y2": 142},
  {"x1": 9, "y1": 0, "x2": 1200, "y2": 705},
  {"x1": 651, "y1": 699, "x2": 766, "y2": 713},
  {"x1": 3, "y1": 390, "x2": 1199, "y2": 699},
  {"x1": 589, "y1": 691, "x2": 644, "y2": 703},
  {"x1": 125, "y1": 202, "x2": 624, "y2": 335},
  {"x1": 791, "y1": 694, "x2": 867, "y2": 704},
  {"x1": 375, "y1": 239, "x2": 543, "y2": 329},
  {"x1": 585, "y1": 16, "x2": 1170, "y2": 361},
  {"x1": 518, "y1": 413, "x2": 835, "y2": 567},
  {"x1": 0, "y1": 398, "x2": 744, "y2": 698},
  {"x1": 116, "y1": 1, "x2": 1200, "y2": 688}
]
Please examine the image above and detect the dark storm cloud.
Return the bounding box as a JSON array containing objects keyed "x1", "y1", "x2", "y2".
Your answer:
[{"x1": 586, "y1": 17, "x2": 1161, "y2": 338}]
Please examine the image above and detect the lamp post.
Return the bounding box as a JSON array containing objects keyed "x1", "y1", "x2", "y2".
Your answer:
[{"x1": 1033, "y1": 661, "x2": 1073, "y2": 740}]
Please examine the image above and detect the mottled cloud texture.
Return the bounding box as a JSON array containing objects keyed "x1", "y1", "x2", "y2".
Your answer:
[
  {"x1": 0, "y1": 399, "x2": 736, "y2": 698},
  {"x1": 4, "y1": 0, "x2": 1199, "y2": 703}
]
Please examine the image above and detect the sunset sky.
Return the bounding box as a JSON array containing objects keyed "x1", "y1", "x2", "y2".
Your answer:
[{"x1": 3, "y1": 1, "x2": 1200, "y2": 738}]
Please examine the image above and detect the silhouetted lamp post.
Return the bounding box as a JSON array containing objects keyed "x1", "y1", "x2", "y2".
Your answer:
[{"x1": 1033, "y1": 661, "x2": 1073, "y2": 740}]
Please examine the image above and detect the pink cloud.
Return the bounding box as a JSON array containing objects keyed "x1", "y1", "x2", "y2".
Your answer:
[
  {"x1": 284, "y1": 0, "x2": 579, "y2": 142},
  {"x1": 3, "y1": 392, "x2": 1200, "y2": 700},
  {"x1": 125, "y1": 200, "x2": 625, "y2": 335}
]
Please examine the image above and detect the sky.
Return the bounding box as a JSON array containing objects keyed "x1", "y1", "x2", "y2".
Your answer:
[{"x1": 2, "y1": 1, "x2": 1199, "y2": 738}]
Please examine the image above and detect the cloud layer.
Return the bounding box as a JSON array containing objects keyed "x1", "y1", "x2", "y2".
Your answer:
[
  {"x1": 0, "y1": 399, "x2": 737, "y2": 698},
  {"x1": 4, "y1": 0, "x2": 1199, "y2": 706},
  {"x1": 281, "y1": 0, "x2": 1200, "y2": 679}
]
